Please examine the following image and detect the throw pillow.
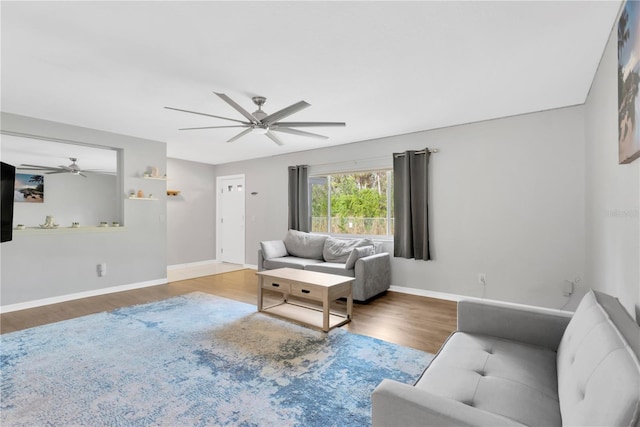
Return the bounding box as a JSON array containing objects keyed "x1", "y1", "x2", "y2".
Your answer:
[
  {"x1": 283, "y1": 230, "x2": 328, "y2": 260},
  {"x1": 345, "y1": 245, "x2": 374, "y2": 269},
  {"x1": 323, "y1": 237, "x2": 374, "y2": 263},
  {"x1": 260, "y1": 240, "x2": 288, "y2": 260}
]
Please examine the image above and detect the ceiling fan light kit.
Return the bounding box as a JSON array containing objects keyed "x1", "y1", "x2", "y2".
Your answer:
[{"x1": 165, "y1": 92, "x2": 345, "y2": 145}]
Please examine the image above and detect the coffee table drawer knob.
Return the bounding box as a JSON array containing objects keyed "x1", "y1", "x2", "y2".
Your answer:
[{"x1": 301, "y1": 289, "x2": 310, "y2": 294}]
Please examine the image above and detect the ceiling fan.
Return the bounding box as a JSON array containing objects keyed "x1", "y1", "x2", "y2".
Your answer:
[
  {"x1": 19, "y1": 158, "x2": 115, "y2": 178},
  {"x1": 165, "y1": 92, "x2": 346, "y2": 146}
]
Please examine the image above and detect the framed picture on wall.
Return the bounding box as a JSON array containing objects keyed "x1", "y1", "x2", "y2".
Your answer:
[
  {"x1": 618, "y1": 0, "x2": 640, "y2": 164},
  {"x1": 15, "y1": 173, "x2": 44, "y2": 203}
]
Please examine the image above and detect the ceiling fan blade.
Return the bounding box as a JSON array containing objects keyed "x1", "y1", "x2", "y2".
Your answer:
[
  {"x1": 58, "y1": 165, "x2": 73, "y2": 170},
  {"x1": 79, "y1": 173, "x2": 88, "y2": 178},
  {"x1": 270, "y1": 127, "x2": 328, "y2": 139},
  {"x1": 164, "y1": 107, "x2": 249, "y2": 124},
  {"x1": 261, "y1": 101, "x2": 311, "y2": 126},
  {"x1": 46, "y1": 170, "x2": 70, "y2": 175},
  {"x1": 227, "y1": 128, "x2": 254, "y2": 143},
  {"x1": 265, "y1": 131, "x2": 285, "y2": 146},
  {"x1": 179, "y1": 125, "x2": 248, "y2": 131},
  {"x1": 20, "y1": 164, "x2": 55, "y2": 169},
  {"x1": 214, "y1": 92, "x2": 259, "y2": 123},
  {"x1": 82, "y1": 169, "x2": 117, "y2": 175},
  {"x1": 272, "y1": 121, "x2": 346, "y2": 128}
]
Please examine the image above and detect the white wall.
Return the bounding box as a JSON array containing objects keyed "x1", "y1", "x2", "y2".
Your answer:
[
  {"x1": 13, "y1": 172, "x2": 118, "y2": 228},
  {"x1": 584, "y1": 31, "x2": 640, "y2": 319},
  {"x1": 1, "y1": 112, "x2": 167, "y2": 308},
  {"x1": 216, "y1": 106, "x2": 586, "y2": 309},
  {"x1": 166, "y1": 157, "x2": 216, "y2": 266}
]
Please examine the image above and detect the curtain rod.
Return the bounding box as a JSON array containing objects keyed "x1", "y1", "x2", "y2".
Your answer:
[
  {"x1": 393, "y1": 148, "x2": 439, "y2": 158},
  {"x1": 308, "y1": 148, "x2": 439, "y2": 170}
]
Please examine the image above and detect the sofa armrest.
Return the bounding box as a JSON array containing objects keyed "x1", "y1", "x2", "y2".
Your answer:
[
  {"x1": 372, "y1": 379, "x2": 524, "y2": 427},
  {"x1": 257, "y1": 249, "x2": 265, "y2": 271},
  {"x1": 353, "y1": 253, "x2": 391, "y2": 301},
  {"x1": 458, "y1": 299, "x2": 573, "y2": 351}
]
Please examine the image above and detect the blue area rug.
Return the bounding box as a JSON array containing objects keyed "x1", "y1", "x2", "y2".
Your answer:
[{"x1": 1, "y1": 292, "x2": 433, "y2": 426}]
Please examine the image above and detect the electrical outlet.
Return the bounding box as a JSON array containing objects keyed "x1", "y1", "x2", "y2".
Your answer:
[
  {"x1": 478, "y1": 273, "x2": 487, "y2": 286},
  {"x1": 563, "y1": 280, "x2": 574, "y2": 296},
  {"x1": 97, "y1": 263, "x2": 107, "y2": 277}
]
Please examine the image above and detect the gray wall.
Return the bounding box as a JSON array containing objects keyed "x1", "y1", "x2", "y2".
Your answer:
[
  {"x1": 216, "y1": 106, "x2": 587, "y2": 310},
  {"x1": 166, "y1": 157, "x2": 216, "y2": 265},
  {"x1": 584, "y1": 32, "x2": 640, "y2": 319},
  {"x1": 1, "y1": 112, "x2": 167, "y2": 307}
]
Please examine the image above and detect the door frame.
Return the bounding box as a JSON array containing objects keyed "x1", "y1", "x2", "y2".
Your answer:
[{"x1": 216, "y1": 174, "x2": 245, "y2": 264}]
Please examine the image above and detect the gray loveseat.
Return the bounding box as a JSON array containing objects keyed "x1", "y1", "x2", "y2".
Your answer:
[
  {"x1": 372, "y1": 289, "x2": 640, "y2": 426},
  {"x1": 258, "y1": 229, "x2": 391, "y2": 301}
]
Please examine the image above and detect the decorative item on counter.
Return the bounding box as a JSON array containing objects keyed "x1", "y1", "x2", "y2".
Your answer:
[
  {"x1": 112, "y1": 221, "x2": 120, "y2": 227},
  {"x1": 150, "y1": 166, "x2": 159, "y2": 177},
  {"x1": 40, "y1": 215, "x2": 58, "y2": 229},
  {"x1": 71, "y1": 222, "x2": 80, "y2": 228},
  {"x1": 137, "y1": 189, "x2": 144, "y2": 198},
  {"x1": 129, "y1": 191, "x2": 135, "y2": 197},
  {"x1": 143, "y1": 171, "x2": 150, "y2": 178},
  {"x1": 16, "y1": 224, "x2": 25, "y2": 230},
  {"x1": 99, "y1": 221, "x2": 109, "y2": 228},
  {"x1": 148, "y1": 193, "x2": 153, "y2": 198}
]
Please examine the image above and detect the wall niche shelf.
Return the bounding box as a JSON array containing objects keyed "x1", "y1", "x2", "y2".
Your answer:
[
  {"x1": 128, "y1": 196, "x2": 158, "y2": 201},
  {"x1": 142, "y1": 175, "x2": 167, "y2": 181},
  {"x1": 14, "y1": 226, "x2": 127, "y2": 235}
]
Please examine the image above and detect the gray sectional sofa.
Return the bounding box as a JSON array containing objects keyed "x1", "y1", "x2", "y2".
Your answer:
[
  {"x1": 372, "y1": 289, "x2": 640, "y2": 427},
  {"x1": 258, "y1": 229, "x2": 391, "y2": 301}
]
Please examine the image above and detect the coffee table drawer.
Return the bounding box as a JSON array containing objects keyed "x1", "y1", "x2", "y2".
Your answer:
[
  {"x1": 262, "y1": 280, "x2": 291, "y2": 293},
  {"x1": 290, "y1": 283, "x2": 322, "y2": 300}
]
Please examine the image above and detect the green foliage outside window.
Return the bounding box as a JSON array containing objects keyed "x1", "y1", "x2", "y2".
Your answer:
[{"x1": 311, "y1": 170, "x2": 392, "y2": 236}]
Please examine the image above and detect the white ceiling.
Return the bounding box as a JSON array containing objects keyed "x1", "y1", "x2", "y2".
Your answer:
[{"x1": 0, "y1": 1, "x2": 622, "y2": 166}]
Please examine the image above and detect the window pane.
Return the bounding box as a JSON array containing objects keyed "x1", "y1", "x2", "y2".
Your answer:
[
  {"x1": 310, "y1": 176, "x2": 328, "y2": 233},
  {"x1": 329, "y1": 171, "x2": 389, "y2": 235}
]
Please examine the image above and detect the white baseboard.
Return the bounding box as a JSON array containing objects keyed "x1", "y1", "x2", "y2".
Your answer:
[
  {"x1": 167, "y1": 260, "x2": 256, "y2": 271},
  {"x1": 390, "y1": 285, "x2": 573, "y2": 313},
  {"x1": 389, "y1": 285, "x2": 464, "y2": 302},
  {"x1": 167, "y1": 259, "x2": 218, "y2": 270},
  {"x1": 0, "y1": 278, "x2": 168, "y2": 314}
]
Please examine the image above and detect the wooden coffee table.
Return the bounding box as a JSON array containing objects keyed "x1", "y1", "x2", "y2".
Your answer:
[{"x1": 256, "y1": 268, "x2": 354, "y2": 332}]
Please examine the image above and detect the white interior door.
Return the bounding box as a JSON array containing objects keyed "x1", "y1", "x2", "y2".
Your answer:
[{"x1": 217, "y1": 175, "x2": 245, "y2": 264}]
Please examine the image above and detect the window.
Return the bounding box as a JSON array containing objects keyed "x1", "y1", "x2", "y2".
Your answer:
[{"x1": 310, "y1": 170, "x2": 393, "y2": 236}]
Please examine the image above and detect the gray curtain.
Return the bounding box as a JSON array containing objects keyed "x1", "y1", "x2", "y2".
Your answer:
[
  {"x1": 288, "y1": 165, "x2": 310, "y2": 232},
  {"x1": 393, "y1": 149, "x2": 431, "y2": 260}
]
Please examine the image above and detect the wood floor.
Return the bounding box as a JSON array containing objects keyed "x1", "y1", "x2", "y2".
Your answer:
[{"x1": 0, "y1": 269, "x2": 457, "y2": 354}]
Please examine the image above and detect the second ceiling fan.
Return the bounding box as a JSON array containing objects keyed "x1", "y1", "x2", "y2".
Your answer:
[{"x1": 166, "y1": 92, "x2": 345, "y2": 146}]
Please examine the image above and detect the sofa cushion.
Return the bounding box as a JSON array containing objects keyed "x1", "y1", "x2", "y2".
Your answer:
[
  {"x1": 322, "y1": 237, "x2": 374, "y2": 263},
  {"x1": 345, "y1": 245, "x2": 374, "y2": 269},
  {"x1": 557, "y1": 290, "x2": 640, "y2": 427},
  {"x1": 283, "y1": 230, "x2": 327, "y2": 260},
  {"x1": 416, "y1": 332, "x2": 561, "y2": 427},
  {"x1": 260, "y1": 240, "x2": 288, "y2": 260},
  {"x1": 304, "y1": 262, "x2": 355, "y2": 278},
  {"x1": 262, "y1": 256, "x2": 324, "y2": 270}
]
